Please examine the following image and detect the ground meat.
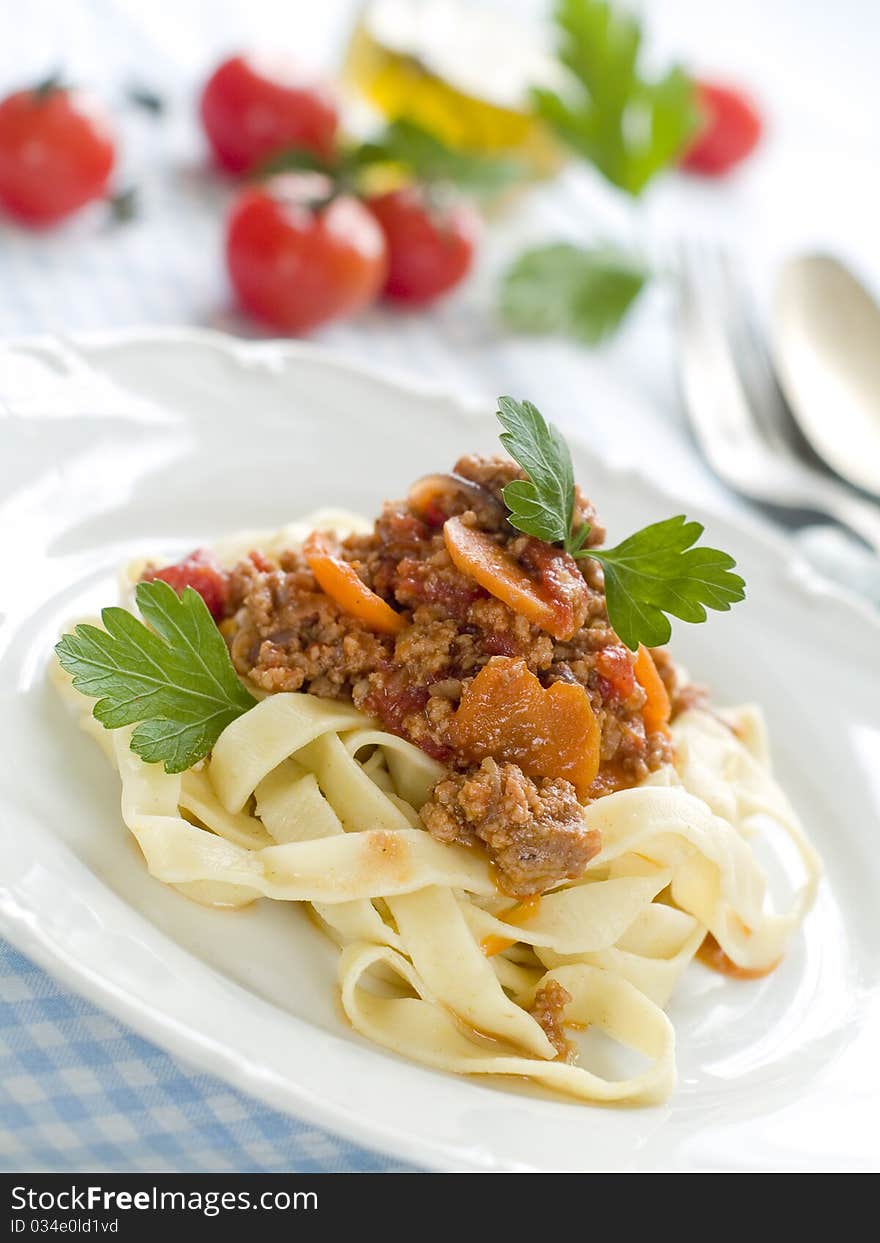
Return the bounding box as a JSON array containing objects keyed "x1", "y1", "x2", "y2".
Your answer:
[
  {"x1": 420, "y1": 758, "x2": 601, "y2": 896},
  {"x1": 672, "y1": 683, "x2": 709, "y2": 716},
  {"x1": 343, "y1": 504, "x2": 433, "y2": 600},
  {"x1": 650, "y1": 646, "x2": 707, "y2": 718},
  {"x1": 222, "y1": 454, "x2": 680, "y2": 783},
  {"x1": 393, "y1": 542, "x2": 484, "y2": 620},
  {"x1": 350, "y1": 594, "x2": 555, "y2": 758},
  {"x1": 453, "y1": 454, "x2": 523, "y2": 498},
  {"x1": 529, "y1": 981, "x2": 575, "y2": 1060},
  {"x1": 226, "y1": 552, "x2": 393, "y2": 698},
  {"x1": 354, "y1": 670, "x2": 454, "y2": 761},
  {"x1": 466, "y1": 597, "x2": 553, "y2": 668},
  {"x1": 219, "y1": 451, "x2": 682, "y2": 893},
  {"x1": 392, "y1": 613, "x2": 460, "y2": 682}
]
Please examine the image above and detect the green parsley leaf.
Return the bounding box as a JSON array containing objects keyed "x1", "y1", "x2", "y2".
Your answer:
[
  {"x1": 254, "y1": 148, "x2": 336, "y2": 179},
  {"x1": 497, "y1": 395, "x2": 576, "y2": 547},
  {"x1": 533, "y1": 0, "x2": 700, "y2": 196},
  {"x1": 55, "y1": 579, "x2": 256, "y2": 773},
  {"x1": 500, "y1": 243, "x2": 649, "y2": 345},
  {"x1": 353, "y1": 119, "x2": 523, "y2": 196},
  {"x1": 256, "y1": 120, "x2": 522, "y2": 197},
  {"x1": 585, "y1": 516, "x2": 747, "y2": 650},
  {"x1": 495, "y1": 396, "x2": 746, "y2": 648}
]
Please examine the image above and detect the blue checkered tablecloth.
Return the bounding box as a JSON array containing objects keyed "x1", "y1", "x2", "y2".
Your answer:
[
  {"x1": 0, "y1": 945, "x2": 411, "y2": 1173},
  {"x1": 2, "y1": 0, "x2": 878, "y2": 1174}
]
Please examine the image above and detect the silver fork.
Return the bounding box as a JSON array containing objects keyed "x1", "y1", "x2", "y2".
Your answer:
[{"x1": 677, "y1": 243, "x2": 880, "y2": 556}]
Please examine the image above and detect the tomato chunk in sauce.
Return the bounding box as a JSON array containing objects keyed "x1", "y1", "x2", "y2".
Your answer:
[{"x1": 142, "y1": 548, "x2": 229, "y2": 619}]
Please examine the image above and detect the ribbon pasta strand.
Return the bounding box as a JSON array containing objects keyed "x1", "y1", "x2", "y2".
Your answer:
[{"x1": 51, "y1": 555, "x2": 820, "y2": 1108}]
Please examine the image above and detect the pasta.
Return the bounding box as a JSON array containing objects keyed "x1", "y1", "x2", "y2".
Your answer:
[{"x1": 51, "y1": 509, "x2": 821, "y2": 1106}]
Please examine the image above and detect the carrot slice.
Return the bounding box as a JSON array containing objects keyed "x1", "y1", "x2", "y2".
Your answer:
[
  {"x1": 633, "y1": 644, "x2": 671, "y2": 735},
  {"x1": 443, "y1": 516, "x2": 584, "y2": 641},
  {"x1": 303, "y1": 531, "x2": 405, "y2": 635},
  {"x1": 451, "y1": 657, "x2": 600, "y2": 798}
]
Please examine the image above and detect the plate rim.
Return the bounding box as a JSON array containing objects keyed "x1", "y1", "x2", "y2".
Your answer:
[
  {"x1": 11, "y1": 321, "x2": 877, "y2": 636},
  {"x1": 2, "y1": 325, "x2": 879, "y2": 1173}
]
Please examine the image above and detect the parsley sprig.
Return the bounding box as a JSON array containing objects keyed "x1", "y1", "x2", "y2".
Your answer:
[
  {"x1": 533, "y1": 0, "x2": 700, "y2": 197},
  {"x1": 590, "y1": 516, "x2": 746, "y2": 649},
  {"x1": 353, "y1": 119, "x2": 522, "y2": 196},
  {"x1": 55, "y1": 580, "x2": 256, "y2": 773},
  {"x1": 257, "y1": 118, "x2": 522, "y2": 198},
  {"x1": 498, "y1": 396, "x2": 577, "y2": 548},
  {"x1": 497, "y1": 396, "x2": 746, "y2": 649},
  {"x1": 500, "y1": 243, "x2": 650, "y2": 345}
]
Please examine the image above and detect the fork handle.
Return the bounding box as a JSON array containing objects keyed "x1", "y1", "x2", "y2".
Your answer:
[{"x1": 810, "y1": 476, "x2": 880, "y2": 556}]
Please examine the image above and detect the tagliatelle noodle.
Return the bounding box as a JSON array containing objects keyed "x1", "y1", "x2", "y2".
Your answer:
[
  {"x1": 50, "y1": 513, "x2": 821, "y2": 1105},
  {"x1": 338, "y1": 943, "x2": 677, "y2": 1105}
]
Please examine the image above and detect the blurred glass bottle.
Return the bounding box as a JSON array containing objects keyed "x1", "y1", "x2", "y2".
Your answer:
[{"x1": 342, "y1": 0, "x2": 566, "y2": 176}]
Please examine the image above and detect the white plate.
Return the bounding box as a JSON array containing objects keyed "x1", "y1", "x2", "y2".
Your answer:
[{"x1": 1, "y1": 328, "x2": 879, "y2": 1173}]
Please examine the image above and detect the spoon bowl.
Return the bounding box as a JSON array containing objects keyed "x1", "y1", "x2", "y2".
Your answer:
[{"x1": 772, "y1": 253, "x2": 880, "y2": 498}]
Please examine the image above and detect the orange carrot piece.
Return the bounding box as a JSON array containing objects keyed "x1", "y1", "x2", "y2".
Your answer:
[
  {"x1": 452, "y1": 657, "x2": 600, "y2": 798},
  {"x1": 303, "y1": 531, "x2": 405, "y2": 635},
  {"x1": 633, "y1": 644, "x2": 671, "y2": 735},
  {"x1": 443, "y1": 515, "x2": 583, "y2": 641}
]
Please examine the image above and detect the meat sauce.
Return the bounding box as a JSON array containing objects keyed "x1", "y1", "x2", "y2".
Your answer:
[
  {"x1": 147, "y1": 455, "x2": 685, "y2": 896},
  {"x1": 697, "y1": 934, "x2": 781, "y2": 980}
]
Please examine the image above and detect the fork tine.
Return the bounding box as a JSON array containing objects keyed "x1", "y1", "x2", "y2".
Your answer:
[
  {"x1": 710, "y1": 245, "x2": 798, "y2": 452},
  {"x1": 676, "y1": 239, "x2": 765, "y2": 453},
  {"x1": 675, "y1": 242, "x2": 880, "y2": 551}
]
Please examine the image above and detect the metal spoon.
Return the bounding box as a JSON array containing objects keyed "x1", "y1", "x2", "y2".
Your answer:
[{"x1": 772, "y1": 253, "x2": 880, "y2": 498}]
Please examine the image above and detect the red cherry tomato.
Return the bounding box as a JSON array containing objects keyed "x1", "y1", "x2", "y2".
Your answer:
[
  {"x1": 680, "y1": 80, "x2": 762, "y2": 176},
  {"x1": 366, "y1": 186, "x2": 479, "y2": 306},
  {"x1": 200, "y1": 55, "x2": 338, "y2": 175},
  {"x1": 225, "y1": 174, "x2": 388, "y2": 333},
  {"x1": 0, "y1": 84, "x2": 114, "y2": 226},
  {"x1": 141, "y1": 549, "x2": 229, "y2": 620}
]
